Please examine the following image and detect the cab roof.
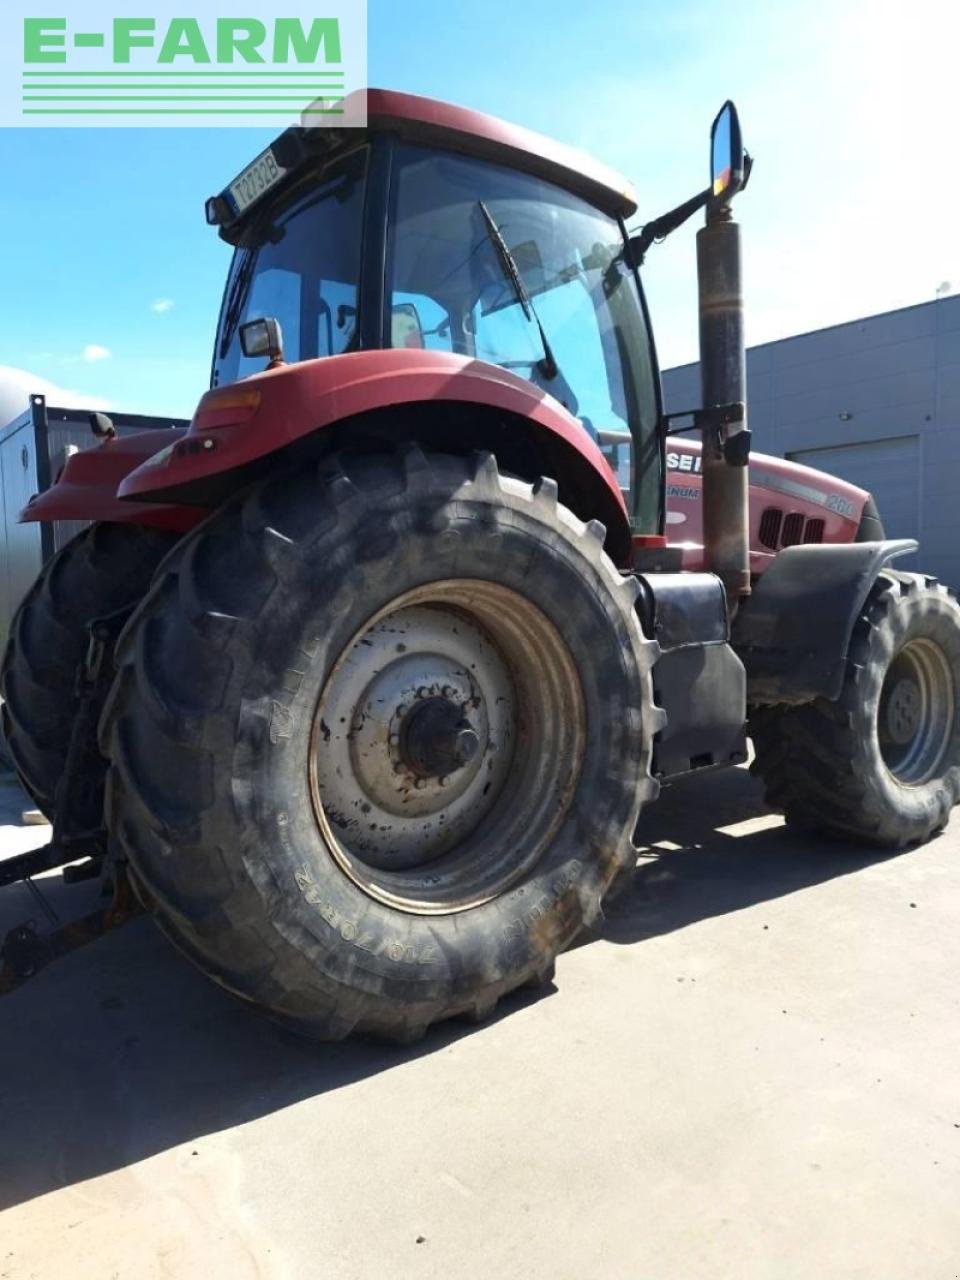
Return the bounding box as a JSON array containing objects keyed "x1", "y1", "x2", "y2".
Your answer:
[{"x1": 208, "y1": 87, "x2": 638, "y2": 237}]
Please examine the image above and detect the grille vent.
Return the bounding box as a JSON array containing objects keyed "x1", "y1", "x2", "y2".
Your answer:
[{"x1": 758, "y1": 507, "x2": 826, "y2": 550}]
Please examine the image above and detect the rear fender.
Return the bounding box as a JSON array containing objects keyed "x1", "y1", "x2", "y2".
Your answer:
[
  {"x1": 118, "y1": 350, "x2": 633, "y2": 564},
  {"x1": 21, "y1": 429, "x2": 203, "y2": 533},
  {"x1": 732, "y1": 539, "x2": 919, "y2": 705}
]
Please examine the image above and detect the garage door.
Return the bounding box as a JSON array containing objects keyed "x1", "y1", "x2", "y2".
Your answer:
[{"x1": 789, "y1": 436, "x2": 919, "y2": 566}]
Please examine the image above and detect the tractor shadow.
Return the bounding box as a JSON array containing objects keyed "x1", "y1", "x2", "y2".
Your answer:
[
  {"x1": 0, "y1": 765, "x2": 902, "y2": 1212},
  {"x1": 595, "y1": 763, "x2": 903, "y2": 945}
]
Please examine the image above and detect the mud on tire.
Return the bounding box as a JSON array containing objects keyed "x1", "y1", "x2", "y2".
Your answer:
[
  {"x1": 101, "y1": 448, "x2": 663, "y2": 1042},
  {"x1": 750, "y1": 571, "x2": 960, "y2": 848},
  {"x1": 0, "y1": 522, "x2": 180, "y2": 823}
]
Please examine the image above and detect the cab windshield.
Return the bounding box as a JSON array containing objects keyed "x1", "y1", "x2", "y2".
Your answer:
[
  {"x1": 212, "y1": 147, "x2": 366, "y2": 388},
  {"x1": 387, "y1": 145, "x2": 661, "y2": 528},
  {"x1": 211, "y1": 140, "x2": 661, "y2": 530}
]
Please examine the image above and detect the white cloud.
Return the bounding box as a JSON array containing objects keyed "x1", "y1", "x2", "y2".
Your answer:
[
  {"x1": 548, "y1": 0, "x2": 957, "y2": 369},
  {"x1": 150, "y1": 298, "x2": 175, "y2": 314},
  {"x1": 82, "y1": 344, "x2": 111, "y2": 363},
  {"x1": 0, "y1": 365, "x2": 109, "y2": 430}
]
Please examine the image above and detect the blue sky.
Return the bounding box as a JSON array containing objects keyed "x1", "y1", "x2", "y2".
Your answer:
[{"x1": 0, "y1": 0, "x2": 953, "y2": 420}]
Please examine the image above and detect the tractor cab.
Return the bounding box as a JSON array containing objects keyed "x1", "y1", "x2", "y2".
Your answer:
[{"x1": 207, "y1": 89, "x2": 662, "y2": 533}]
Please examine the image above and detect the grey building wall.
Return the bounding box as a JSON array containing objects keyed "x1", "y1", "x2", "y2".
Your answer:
[{"x1": 661, "y1": 295, "x2": 960, "y2": 588}]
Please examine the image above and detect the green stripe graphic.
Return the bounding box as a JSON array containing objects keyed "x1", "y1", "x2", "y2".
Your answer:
[
  {"x1": 23, "y1": 89, "x2": 343, "y2": 94},
  {"x1": 23, "y1": 95, "x2": 343, "y2": 101},
  {"x1": 19, "y1": 64, "x2": 352, "y2": 116},
  {"x1": 22, "y1": 70, "x2": 345, "y2": 76},
  {"x1": 22, "y1": 81, "x2": 344, "y2": 89},
  {"x1": 22, "y1": 107, "x2": 346, "y2": 115},
  {"x1": 21, "y1": 86, "x2": 344, "y2": 90}
]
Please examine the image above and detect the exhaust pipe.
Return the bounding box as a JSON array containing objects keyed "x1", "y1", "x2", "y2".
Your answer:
[{"x1": 697, "y1": 197, "x2": 751, "y2": 610}]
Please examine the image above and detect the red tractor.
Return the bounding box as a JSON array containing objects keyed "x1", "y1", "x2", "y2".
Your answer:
[{"x1": 3, "y1": 90, "x2": 958, "y2": 1040}]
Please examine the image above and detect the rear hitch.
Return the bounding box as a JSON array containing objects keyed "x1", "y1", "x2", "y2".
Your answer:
[
  {"x1": 0, "y1": 867, "x2": 140, "y2": 995},
  {"x1": 0, "y1": 834, "x2": 103, "y2": 891},
  {"x1": 0, "y1": 606, "x2": 141, "y2": 995}
]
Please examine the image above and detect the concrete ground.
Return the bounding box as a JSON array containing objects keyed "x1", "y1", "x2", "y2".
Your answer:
[{"x1": 0, "y1": 764, "x2": 958, "y2": 1280}]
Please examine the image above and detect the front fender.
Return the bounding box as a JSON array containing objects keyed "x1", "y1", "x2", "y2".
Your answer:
[
  {"x1": 118, "y1": 350, "x2": 631, "y2": 559},
  {"x1": 21, "y1": 429, "x2": 203, "y2": 533},
  {"x1": 732, "y1": 539, "x2": 919, "y2": 705}
]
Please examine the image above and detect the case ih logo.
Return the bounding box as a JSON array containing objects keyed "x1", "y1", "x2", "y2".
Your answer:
[
  {"x1": 666, "y1": 449, "x2": 703, "y2": 474},
  {"x1": 1, "y1": 1, "x2": 367, "y2": 127}
]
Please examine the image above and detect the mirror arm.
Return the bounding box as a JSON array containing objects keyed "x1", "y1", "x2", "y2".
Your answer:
[{"x1": 628, "y1": 185, "x2": 711, "y2": 266}]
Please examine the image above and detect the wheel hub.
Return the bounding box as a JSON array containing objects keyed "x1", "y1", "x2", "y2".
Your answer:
[
  {"x1": 311, "y1": 602, "x2": 516, "y2": 872},
  {"x1": 307, "y1": 581, "x2": 586, "y2": 914},
  {"x1": 399, "y1": 697, "x2": 481, "y2": 778},
  {"x1": 878, "y1": 637, "x2": 956, "y2": 783},
  {"x1": 884, "y1": 677, "x2": 921, "y2": 744}
]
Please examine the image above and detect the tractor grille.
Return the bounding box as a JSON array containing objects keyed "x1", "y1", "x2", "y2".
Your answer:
[
  {"x1": 803, "y1": 517, "x2": 825, "y2": 543},
  {"x1": 758, "y1": 507, "x2": 826, "y2": 550},
  {"x1": 781, "y1": 512, "x2": 806, "y2": 546},
  {"x1": 758, "y1": 507, "x2": 783, "y2": 549}
]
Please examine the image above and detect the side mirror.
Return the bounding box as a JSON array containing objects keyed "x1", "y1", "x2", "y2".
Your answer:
[
  {"x1": 710, "y1": 101, "x2": 745, "y2": 202},
  {"x1": 89, "y1": 411, "x2": 117, "y2": 440},
  {"x1": 240, "y1": 316, "x2": 284, "y2": 363},
  {"x1": 391, "y1": 302, "x2": 425, "y2": 350}
]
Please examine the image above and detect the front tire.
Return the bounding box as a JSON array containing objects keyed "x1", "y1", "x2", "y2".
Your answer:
[
  {"x1": 750, "y1": 571, "x2": 960, "y2": 847},
  {"x1": 101, "y1": 448, "x2": 662, "y2": 1041}
]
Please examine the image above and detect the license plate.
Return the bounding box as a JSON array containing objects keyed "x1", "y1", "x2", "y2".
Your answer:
[{"x1": 228, "y1": 147, "x2": 287, "y2": 215}]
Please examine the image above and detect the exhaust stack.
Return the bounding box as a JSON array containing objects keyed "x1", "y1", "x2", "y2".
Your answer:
[
  {"x1": 697, "y1": 208, "x2": 750, "y2": 605},
  {"x1": 697, "y1": 101, "x2": 752, "y2": 610}
]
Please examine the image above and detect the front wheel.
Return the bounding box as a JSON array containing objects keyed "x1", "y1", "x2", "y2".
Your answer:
[
  {"x1": 750, "y1": 571, "x2": 960, "y2": 847},
  {"x1": 101, "y1": 448, "x2": 662, "y2": 1041}
]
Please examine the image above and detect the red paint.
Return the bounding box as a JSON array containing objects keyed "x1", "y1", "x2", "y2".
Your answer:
[
  {"x1": 363, "y1": 89, "x2": 638, "y2": 218},
  {"x1": 120, "y1": 349, "x2": 630, "y2": 538},
  {"x1": 21, "y1": 409, "x2": 875, "y2": 589},
  {"x1": 664, "y1": 436, "x2": 868, "y2": 575},
  {"x1": 20, "y1": 429, "x2": 202, "y2": 533}
]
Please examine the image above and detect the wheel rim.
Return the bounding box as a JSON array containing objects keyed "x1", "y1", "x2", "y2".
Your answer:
[
  {"x1": 878, "y1": 638, "x2": 955, "y2": 784},
  {"x1": 308, "y1": 580, "x2": 586, "y2": 915}
]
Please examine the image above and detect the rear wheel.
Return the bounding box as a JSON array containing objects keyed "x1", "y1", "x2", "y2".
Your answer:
[
  {"x1": 0, "y1": 522, "x2": 179, "y2": 824},
  {"x1": 750, "y1": 572, "x2": 960, "y2": 847},
  {"x1": 101, "y1": 448, "x2": 662, "y2": 1041}
]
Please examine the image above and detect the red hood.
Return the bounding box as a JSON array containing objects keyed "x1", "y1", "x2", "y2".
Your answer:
[{"x1": 664, "y1": 436, "x2": 869, "y2": 573}]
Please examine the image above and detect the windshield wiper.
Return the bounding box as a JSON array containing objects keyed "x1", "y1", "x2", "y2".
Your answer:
[{"x1": 477, "y1": 201, "x2": 558, "y2": 380}]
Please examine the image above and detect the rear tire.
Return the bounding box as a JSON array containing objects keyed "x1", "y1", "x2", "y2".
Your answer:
[
  {"x1": 0, "y1": 522, "x2": 179, "y2": 824},
  {"x1": 101, "y1": 448, "x2": 662, "y2": 1041},
  {"x1": 750, "y1": 571, "x2": 960, "y2": 847}
]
